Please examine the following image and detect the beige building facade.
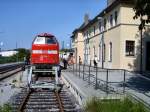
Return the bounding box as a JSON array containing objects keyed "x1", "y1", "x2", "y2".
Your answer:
[
  {"x1": 71, "y1": 30, "x2": 84, "y2": 64},
  {"x1": 71, "y1": 0, "x2": 150, "y2": 71}
]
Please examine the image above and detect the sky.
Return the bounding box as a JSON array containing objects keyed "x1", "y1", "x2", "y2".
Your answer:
[{"x1": 0, "y1": 0, "x2": 106, "y2": 50}]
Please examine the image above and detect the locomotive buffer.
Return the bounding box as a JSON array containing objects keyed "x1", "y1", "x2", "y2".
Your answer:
[{"x1": 27, "y1": 65, "x2": 62, "y2": 91}]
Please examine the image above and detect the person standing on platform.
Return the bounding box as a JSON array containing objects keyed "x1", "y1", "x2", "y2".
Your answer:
[
  {"x1": 79, "y1": 56, "x2": 82, "y2": 65},
  {"x1": 63, "y1": 53, "x2": 68, "y2": 69},
  {"x1": 93, "y1": 55, "x2": 98, "y2": 68}
]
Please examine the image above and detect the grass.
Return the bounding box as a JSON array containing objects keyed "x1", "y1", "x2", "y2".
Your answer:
[
  {"x1": 84, "y1": 97, "x2": 147, "y2": 112},
  {"x1": 0, "y1": 103, "x2": 12, "y2": 112},
  {"x1": 12, "y1": 79, "x2": 17, "y2": 83}
]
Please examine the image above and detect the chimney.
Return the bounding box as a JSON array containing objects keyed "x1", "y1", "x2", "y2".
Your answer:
[
  {"x1": 107, "y1": 0, "x2": 116, "y2": 6},
  {"x1": 84, "y1": 13, "x2": 89, "y2": 25}
]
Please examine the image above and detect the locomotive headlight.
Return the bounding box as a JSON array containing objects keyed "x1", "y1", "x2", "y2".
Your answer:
[
  {"x1": 48, "y1": 50, "x2": 57, "y2": 54},
  {"x1": 32, "y1": 50, "x2": 42, "y2": 54}
]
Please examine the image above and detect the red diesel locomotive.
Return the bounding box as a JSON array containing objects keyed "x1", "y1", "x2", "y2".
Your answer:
[{"x1": 31, "y1": 33, "x2": 59, "y2": 67}]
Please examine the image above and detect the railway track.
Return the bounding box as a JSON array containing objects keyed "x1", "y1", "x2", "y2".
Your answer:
[
  {"x1": 11, "y1": 88, "x2": 78, "y2": 112},
  {"x1": 0, "y1": 63, "x2": 25, "y2": 81}
]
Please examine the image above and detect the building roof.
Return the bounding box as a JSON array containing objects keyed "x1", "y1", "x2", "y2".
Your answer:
[
  {"x1": 78, "y1": 0, "x2": 134, "y2": 31},
  {"x1": 71, "y1": 19, "x2": 90, "y2": 38}
]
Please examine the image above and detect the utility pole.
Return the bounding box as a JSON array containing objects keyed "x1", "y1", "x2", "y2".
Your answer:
[
  {"x1": 16, "y1": 42, "x2": 18, "y2": 62},
  {"x1": 140, "y1": 17, "x2": 143, "y2": 74},
  {"x1": 62, "y1": 41, "x2": 64, "y2": 50}
]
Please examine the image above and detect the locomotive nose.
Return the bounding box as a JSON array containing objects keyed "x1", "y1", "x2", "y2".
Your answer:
[{"x1": 31, "y1": 34, "x2": 59, "y2": 65}]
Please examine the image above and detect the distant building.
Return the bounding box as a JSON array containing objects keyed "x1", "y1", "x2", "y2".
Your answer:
[
  {"x1": 71, "y1": 0, "x2": 150, "y2": 71},
  {"x1": 71, "y1": 14, "x2": 90, "y2": 64},
  {"x1": 0, "y1": 50, "x2": 18, "y2": 57}
]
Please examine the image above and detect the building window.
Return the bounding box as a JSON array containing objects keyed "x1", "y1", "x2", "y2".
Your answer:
[
  {"x1": 104, "y1": 19, "x2": 106, "y2": 30},
  {"x1": 103, "y1": 44, "x2": 106, "y2": 61},
  {"x1": 109, "y1": 42, "x2": 112, "y2": 61},
  {"x1": 114, "y1": 11, "x2": 118, "y2": 25},
  {"x1": 93, "y1": 26, "x2": 96, "y2": 35},
  {"x1": 125, "y1": 40, "x2": 135, "y2": 56},
  {"x1": 99, "y1": 22, "x2": 102, "y2": 32},
  {"x1": 84, "y1": 32, "x2": 86, "y2": 39},
  {"x1": 89, "y1": 28, "x2": 92, "y2": 37},
  {"x1": 93, "y1": 46, "x2": 95, "y2": 58},
  {"x1": 89, "y1": 47, "x2": 91, "y2": 61},
  {"x1": 86, "y1": 31, "x2": 89, "y2": 38},
  {"x1": 86, "y1": 38, "x2": 89, "y2": 44},
  {"x1": 99, "y1": 44, "x2": 101, "y2": 61},
  {"x1": 110, "y1": 15, "x2": 113, "y2": 27},
  {"x1": 88, "y1": 30, "x2": 91, "y2": 37}
]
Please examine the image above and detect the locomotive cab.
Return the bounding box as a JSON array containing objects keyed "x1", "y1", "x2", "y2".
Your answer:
[{"x1": 31, "y1": 33, "x2": 59, "y2": 68}]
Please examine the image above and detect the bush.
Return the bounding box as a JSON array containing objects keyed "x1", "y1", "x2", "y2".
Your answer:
[
  {"x1": 0, "y1": 48, "x2": 30, "y2": 64},
  {"x1": 84, "y1": 97, "x2": 147, "y2": 112},
  {"x1": 0, "y1": 103, "x2": 12, "y2": 112}
]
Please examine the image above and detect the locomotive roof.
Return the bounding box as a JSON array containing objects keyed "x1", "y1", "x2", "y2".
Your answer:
[{"x1": 37, "y1": 33, "x2": 54, "y2": 37}]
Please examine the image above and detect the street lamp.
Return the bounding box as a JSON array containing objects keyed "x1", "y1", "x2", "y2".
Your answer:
[
  {"x1": 16, "y1": 42, "x2": 19, "y2": 62},
  {"x1": 98, "y1": 17, "x2": 104, "y2": 69}
]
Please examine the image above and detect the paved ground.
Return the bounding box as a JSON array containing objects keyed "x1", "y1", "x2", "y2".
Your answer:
[{"x1": 0, "y1": 69, "x2": 28, "y2": 105}]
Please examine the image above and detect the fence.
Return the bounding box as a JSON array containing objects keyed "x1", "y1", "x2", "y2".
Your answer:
[{"x1": 65, "y1": 64, "x2": 150, "y2": 98}]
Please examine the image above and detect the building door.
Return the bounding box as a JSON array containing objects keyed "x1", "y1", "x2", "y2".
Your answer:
[{"x1": 146, "y1": 42, "x2": 150, "y2": 71}]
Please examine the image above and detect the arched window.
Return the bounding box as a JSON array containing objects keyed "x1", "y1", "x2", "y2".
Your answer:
[
  {"x1": 103, "y1": 44, "x2": 106, "y2": 61},
  {"x1": 109, "y1": 42, "x2": 112, "y2": 62},
  {"x1": 99, "y1": 44, "x2": 101, "y2": 61},
  {"x1": 88, "y1": 47, "x2": 90, "y2": 61}
]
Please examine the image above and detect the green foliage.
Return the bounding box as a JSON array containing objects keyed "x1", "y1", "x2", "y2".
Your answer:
[
  {"x1": 0, "y1": 48, "x2": 30, "y2": 64},
  {"x1": 84, "y1": 97, "x2": 147, "y2": 112},
  {"x1": 14, "y1": 48, "x2": 30, "y2": 61},
  {"x1": 133, "y1": 0, "x2": 150, "y2": 29},
  {"x1": 0, "y1": 103, "x2": 12, "y2": 112},
  {"x1": 12, "y1": 79, "x2": 17, "y2": 83}
]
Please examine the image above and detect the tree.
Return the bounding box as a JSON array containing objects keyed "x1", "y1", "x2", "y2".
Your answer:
[
  {"x1": 15, "y1": 48, "x2": 30, "y2": 61},
  {"x1": 133, "y1": 0, "x2": 150, "y2": 29}
]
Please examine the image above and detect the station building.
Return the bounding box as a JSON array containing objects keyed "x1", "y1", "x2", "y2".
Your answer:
[{"x1": 71, "y1": 0, "x2": 150, "y2": 71}]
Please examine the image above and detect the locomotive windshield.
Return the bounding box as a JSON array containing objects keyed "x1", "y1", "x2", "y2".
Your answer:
[
  {"x1": 46, "y1": 37, "x2": 56, "y2": 44},
  {"x1": 34, "y1": 36, "x2": 56, "y2": 44}
]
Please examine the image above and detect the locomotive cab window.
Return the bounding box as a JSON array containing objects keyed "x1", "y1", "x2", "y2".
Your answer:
[
  {"x1": 34, "y1": 36, "x2": 56, "y2": 44},
  {"x1": 46, "y1": 37, "x2": 56, "y2": 44},
  {"x1": 34, "y1": 37, "x2": 45, "y2": 44}
]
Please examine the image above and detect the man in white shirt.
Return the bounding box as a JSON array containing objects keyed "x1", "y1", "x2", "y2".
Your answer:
[
  {"x1": 94, "y1": 55, "x2": 98, "y2": 68},
  {"x1": 63, "y1": 53, "x2": 68, "y2": 69}
]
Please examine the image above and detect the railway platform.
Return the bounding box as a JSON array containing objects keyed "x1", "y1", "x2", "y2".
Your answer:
[
  {"x1": 61, "y1": 64, "x2": 150, "y2": 108},
  {"x1": 61, "y1": 69, "x2": 123, "y2": 105}
]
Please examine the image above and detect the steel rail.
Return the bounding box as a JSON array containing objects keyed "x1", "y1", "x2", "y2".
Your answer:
[
  {"x1": 0, "y1": 63, "x2": 24, "y2": 74},
  {"x1": 55, "y1": 91, "x2": 64, "y2": 112},
  {"x1": 17, "y1": 90, "x2": 31, "y2": 112},
  {"x1": 17, "y1": 90, "x2": 65, "y2": 112},
  {"x1": 0, "y1": 68, "x2": 23, "y2": 81}
]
